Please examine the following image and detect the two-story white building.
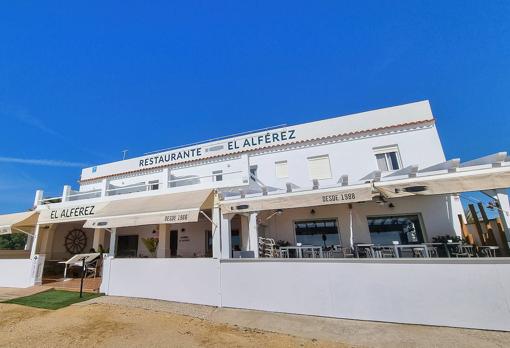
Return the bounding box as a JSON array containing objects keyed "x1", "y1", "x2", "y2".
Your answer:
[
  {"x1": 26, "y1": 100, "x2": 460, "y2": 260},
  {"x1": 2, "y1": 100, "x2": 510, "y2": 331}
]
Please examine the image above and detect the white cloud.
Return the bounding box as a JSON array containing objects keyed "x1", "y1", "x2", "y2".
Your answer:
[
  {"x1": 0, "y1": 102, "x2": 59, "y2": 136},
  {"x1": 0, "y1": 157, "x2": 87, "y2": 167}
]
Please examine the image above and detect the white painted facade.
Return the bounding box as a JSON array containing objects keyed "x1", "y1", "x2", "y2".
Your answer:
[
  {"x1": 20, "y1": 100, "x2": 470, "y2": 261},
  {"x1": 54, "y1": 100, "x2": 459, "y2": 255},
  {"x1": 4, "y1": 100, "x2": 510, "y2": 331}
]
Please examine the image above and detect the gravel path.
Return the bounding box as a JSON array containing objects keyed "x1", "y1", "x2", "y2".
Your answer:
[{"x1": 83, "y1": 296, "x2": 510, "y2": 348}]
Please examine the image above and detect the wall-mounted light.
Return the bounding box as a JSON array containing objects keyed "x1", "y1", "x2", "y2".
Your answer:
[
  {"x1": 388, "y1": 203, "x2": 395, "y2": 208},
  {"x1": 310, "y1": 209, "x2": 316, "y2": 215},
  {"x1": 375, "y1": 195, "x2": 387, "y2": 205},
  {"x1": 266, "y1": 209, "x2": 283, "y2": 221},
  {"x1": 403, "y1": 186, "x2": 427, "y2": 193}
]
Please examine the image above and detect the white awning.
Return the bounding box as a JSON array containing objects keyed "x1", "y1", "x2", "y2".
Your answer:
[
  {"x1": 0, "y1": 211, "x2": 39, "y2": 235},
  {"x1": 38, "y1": 202, "x2": 109, "y2": 224},
  {"x1": 83, "y1": 189, "x2": 214, "y2": 229},
  {"x1": 375, "y1": 165, "x2": 510, "y2": 198},
  {"x1": 221, "y1": 183, "x2": 373, "y2": 213}
]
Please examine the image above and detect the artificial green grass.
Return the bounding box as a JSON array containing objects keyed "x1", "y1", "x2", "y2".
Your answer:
[{"x1": 3, "y1": 290, "x2": 102, "y2": 310}]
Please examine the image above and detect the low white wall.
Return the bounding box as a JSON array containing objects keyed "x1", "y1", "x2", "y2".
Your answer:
[
  {"x1": 220, "y1": 259, "x2": 510, "y2": 331},
  {"x1": 100, "y1": 258, "x2": 510, "y2": 331},
  {"x1": 102, "y1": 258, "x2": 221, "y2": 306},
  {"x1": 0, "y1": 259, "x2": 34, "y2": 288}
]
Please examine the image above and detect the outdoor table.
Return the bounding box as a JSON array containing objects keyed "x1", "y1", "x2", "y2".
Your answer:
[
  {"x1": 445, "y1": 242, "x2": 479, "y2": 257},
  {"x1": 423, "y1": 243, "x2": 443, "y2": 257},
  {"x1": 479, "y1": 246, "x2": 499, "y2": 257},
  {"x1": 443, "y1": 242, "x2": 462, "y2": 258},
  {"x1": 279, "y1": 246, "x2": 323, "y2": 258},
  {"x1": 379, "y1": 244, "x2": 430, "y2": 258},
  {"x1": 354, "y1": 244, "x2": 375, "y2": 258},
  {"x1": 462, "y1": 245, "x2": 476, "y2": 257}
]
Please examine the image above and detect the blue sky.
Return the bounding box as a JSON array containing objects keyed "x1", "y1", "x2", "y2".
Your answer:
[{"x1": 0, "y1": 1, "x2": 509, "y2": 213}]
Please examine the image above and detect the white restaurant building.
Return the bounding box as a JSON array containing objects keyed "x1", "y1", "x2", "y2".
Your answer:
[{"x1": 1, "y1": 100, "x2": 510, "y2": 331}]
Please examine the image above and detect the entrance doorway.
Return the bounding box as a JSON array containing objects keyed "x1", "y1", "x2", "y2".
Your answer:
[
  {"x1": 117, "y1": 235, "x2": 138, "y2": 258},
  {"x1": 170, "y1": 230, "x2": 178, "y2": 257},
  {"x1": 205, "y1": 230, "x2": 212, "y2": 257}
]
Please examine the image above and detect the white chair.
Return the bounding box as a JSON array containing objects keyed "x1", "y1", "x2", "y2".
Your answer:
[{"x1": 84, "y1": 257, "x2": 102, "y2": 278}]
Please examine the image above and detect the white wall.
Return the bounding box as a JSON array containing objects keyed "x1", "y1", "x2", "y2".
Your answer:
[
  {"x1": 101, "y1": 258, "x2": 221, "y2": 306},
  {"x1": 220, "y1": 259, "x2": 510, "y2": 331},
  {"x1": 0, "y1": 259, "x2": 34, "y2": 288},
  {"x1": 99, "y1": 258, "x2": 510, "y2": 331},
  {"x1": 261, "y1": 194, "x2": 458, "y2": 246},
  {"x1": 80, "y1": 156, "x2": 249, "y2": 194},
  {"x1": 250, "y1": 125, "x2": 445, "y2": 191}
]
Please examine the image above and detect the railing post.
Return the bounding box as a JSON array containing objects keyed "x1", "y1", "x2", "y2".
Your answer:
[
  {"x1": 62, "y1": 185, "x2": 71, "y2": 202},
  {"x1": 162, "y1": 167, "x2": 169, "y2": 190},
  {"x1": 100, "y1": 178, "x2": 109, "y2": 197},
  {"x1": 495, "y1": 189, "x2": 510, "y2": 248},
  {"x1": 33, "y1": 190, "x2": 44, "y2": 207}
]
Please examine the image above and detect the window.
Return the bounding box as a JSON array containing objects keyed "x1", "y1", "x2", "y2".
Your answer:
[
  {"x1": 307, "y1": 155, "x2": 331, "y2": 180},
  {"x1": 205, "y1": 230, "x2": 213, "y2": 257},
  {"x1": 148, "y1": 180, "x2": 159, "y2": 191},
  {"x1": 116, "y1": 235, "x2": 139, "y2": 258},
  {"x1": 275, "y1": 160, "x2": 288, "y2": 178},
  {"x1": 231, "y1": 229, "x2": 241, "y2": 253},
  {"x1": 374, "y1": 146, "x2": 402, "y2": 171},
  {"x1": 367, "y1": 215, "x2": 424, "y2": 245},
  {"x1": 249, "y1": 165, "x2": 258, "y2": 182},
  {"x1": 295, "y1": 220, "x2": 340, "y2": 248},
  {"x1": 212, "y1": 170, "x2": 223, "y2": 182},
  {"x1": 249, "y1": 165, "x2": 258, "y2": 177}
]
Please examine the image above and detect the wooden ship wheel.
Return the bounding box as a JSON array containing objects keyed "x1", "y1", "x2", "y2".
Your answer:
[{"x1": 64, "y1": 229, "x2": 87, "y2": 254}]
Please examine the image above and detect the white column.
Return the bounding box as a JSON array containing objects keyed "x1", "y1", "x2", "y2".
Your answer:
[
  {"x1": 109, "y1": 228, "x2": 117, "y2": 257},
  {"x1": 212, "y1": 207, "x2": 222, "y2": 258},
  {"x1": 157, "y1": 224, "x2": 170, "y2": 258},
  {"x1": 24, "y1": 235, "x2": 34, "y2": 251},
  {"x1": 93, "y1": 228, "x2": 106, "y2": 251},
  {"x1": 161, "y1": 168, "x2": 170, "y2": 191},
  {"x1": 446, "y1": 194, "x2": 464, "y2": 237},
  {"x1": 248, "y1": 212, "x2": 259, "y2": 257},
  {"x1": 495, "y1": 189, "x2": 510, "y2": 248},
  {"x1": 220, "y1": 214, "x2": 234, "y2": 259},
  {"x1": 240, "y1": 215, "x2": 249, "y2": 251},
  {"x1": 100, "y1": 179, "x2": 109, "y2": 197},
  {"x1": 62, "y1": 185, "x2": 72, "y2": 202},
  {"x1": 30, "y1": 224, "x2": 41, "y2": 259}
]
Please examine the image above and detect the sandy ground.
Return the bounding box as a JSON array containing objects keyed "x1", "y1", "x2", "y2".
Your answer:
[{"x1": 0, "y1": 302, "x2": 344, "y2": 348}]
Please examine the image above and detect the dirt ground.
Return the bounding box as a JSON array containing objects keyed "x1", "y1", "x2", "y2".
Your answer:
[{"x1": 0, "y1": 302, "x2": 345, "y2": 348}]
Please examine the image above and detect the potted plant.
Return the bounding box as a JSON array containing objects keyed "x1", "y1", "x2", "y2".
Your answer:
[{"x1": 141, "y1": 237, "x2": 159, "y2": 257}]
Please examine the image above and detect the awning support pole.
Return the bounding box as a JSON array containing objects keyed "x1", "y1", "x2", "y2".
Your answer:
[
  {"x1": 12, "y1": 227, "x2": 35, "y2": 236},
  {"x1": 200, "y1": 211, "x2": 217, "y2": 229}
]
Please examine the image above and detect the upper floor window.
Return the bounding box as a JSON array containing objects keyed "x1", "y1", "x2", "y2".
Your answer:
[
  {"x1": 374, "y1": 146, "x2": 402, "y2": 171},
  {"x1": 148, "y1": 180, "x2": 159, "y2": 191},
  {"x1": 213, "y1": 170, "x2": 223, "y2": 182},
  {"x1": 249, "y1": 165, "x2": 258, "y2": 180},
  {"x1": 307, "y1": 155, "x2": 331, "y2": 180},
  {"x1": 275, "y1": 160, "x2": 288, "y2": 178}
]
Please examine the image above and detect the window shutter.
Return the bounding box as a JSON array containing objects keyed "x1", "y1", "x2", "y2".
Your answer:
[
  {"x1": 307, "y1": 155, "x2": 332, "y2": 180},
  {"x1": 275, "y1": 161, "x2": 288, "y2": 178}
]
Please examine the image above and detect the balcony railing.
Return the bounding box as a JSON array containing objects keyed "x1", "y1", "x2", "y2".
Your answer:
[{"x1": 37, "y1": 170, "x2": 246, "y2": 205}]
